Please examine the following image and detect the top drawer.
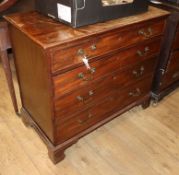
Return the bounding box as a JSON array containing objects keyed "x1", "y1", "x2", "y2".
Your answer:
[{"x1": 51, "y1": 19, "x2": 165, "y2": 73}]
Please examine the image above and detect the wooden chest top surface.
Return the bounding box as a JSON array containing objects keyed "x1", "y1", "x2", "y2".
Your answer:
[{"x1": 4, "y1": 6, "x2": 169, "y2": 49}]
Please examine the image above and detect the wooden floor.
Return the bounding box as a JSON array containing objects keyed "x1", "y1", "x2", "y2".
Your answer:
[{"x1": 0, "y1": 61, "x2": 179, "y2": 175}]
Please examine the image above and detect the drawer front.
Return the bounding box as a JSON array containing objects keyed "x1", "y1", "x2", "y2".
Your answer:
[
  {"x1": 55, "y1": 76, "x2": 153, "y2": 144},
  {"x1": 173, "y1": 31, "x2": 179, "y2": 50},
  {"x1": 160, "y1": 51, "x2": 179, "y2": 90},
  {"x1": 53, "y1": 38, "x2": 161, "y2": 96},
  {"x1": 54, "y1": 57, "x2": 157, "y2": 119},
  {"x1": 51, "y1": 20, "x2": 165, "y2": 73}
]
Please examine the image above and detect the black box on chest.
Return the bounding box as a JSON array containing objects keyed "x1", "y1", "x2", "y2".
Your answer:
[{"x1": 35, "y1": 0, "x2": 149, "y2": 28}]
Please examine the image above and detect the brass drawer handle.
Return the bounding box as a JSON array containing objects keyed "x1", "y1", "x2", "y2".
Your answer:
[
  {"x1": 129, "y1": 88, "x2": 141, "y2": 97},
  {"x1": 89, "y1": 90, "x2": 94, "y2": 96},
  {"x1": 78, "y1": 72, "x2": 93, "y2": 81},
  {"x1": 133, "y1": 66, "x2": 145, "y2": 78},
  {"x1": 78, "y1": 44, "x2": 97, "y2": 56},
  {"x1": 172, "y1": 71, "x2": 179, "y2": 79},
  {"x1": 77, "y1": 68, "x2": 96, "y2": 81},
  {"x1": 91, "y1": 44, "x2": 97, "y2": 51},
  {"x1": 76, "y1": 90, "x2": 94, "y2": 104},
  {"x1": 78, "y1": 113, "x2": 93, "y2": 124},
  {"x1": 77, "y1": 48, "x2": 85, "y2": 56},
  {"x1": 138, "y1": 27, "x2": 153, "y2": 38},
  {"x1": 137, "y1": 47, "x2": 150, "y2": 57}
]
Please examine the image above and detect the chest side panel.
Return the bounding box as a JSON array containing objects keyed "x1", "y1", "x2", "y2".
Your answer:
[{"x1": 10, "y1": 26, "x2": 54, "y2": 143}]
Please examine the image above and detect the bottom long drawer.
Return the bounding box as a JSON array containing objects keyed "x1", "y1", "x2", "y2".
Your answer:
[{"x1": 54, "y1": 76, "x2": 153, "y2": 144}]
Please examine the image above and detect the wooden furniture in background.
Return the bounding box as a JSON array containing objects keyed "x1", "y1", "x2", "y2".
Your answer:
[
  {"x1": 0, "y1": 0, "x2": 35, "y2": 18},
  {"x1": 151, "y1": 4, "x2": 179, "y2": 102},
  {"x1": 4, "y1": 7, "x2": 169, "y2": 164},
  {"x1": 0, "y1": 0, "x2": 18, "y2": 12},
  {"x1": 0, "y1": 0, "x2": 35, "y2": 114},
  {"x1": 0, "y1": 21, "x2": 18, "y2": 114}
]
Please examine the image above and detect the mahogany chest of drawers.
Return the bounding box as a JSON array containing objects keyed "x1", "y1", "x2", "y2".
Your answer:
[{"x1": 5, "y1": 7, "x2": 169, "y2": 164}]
